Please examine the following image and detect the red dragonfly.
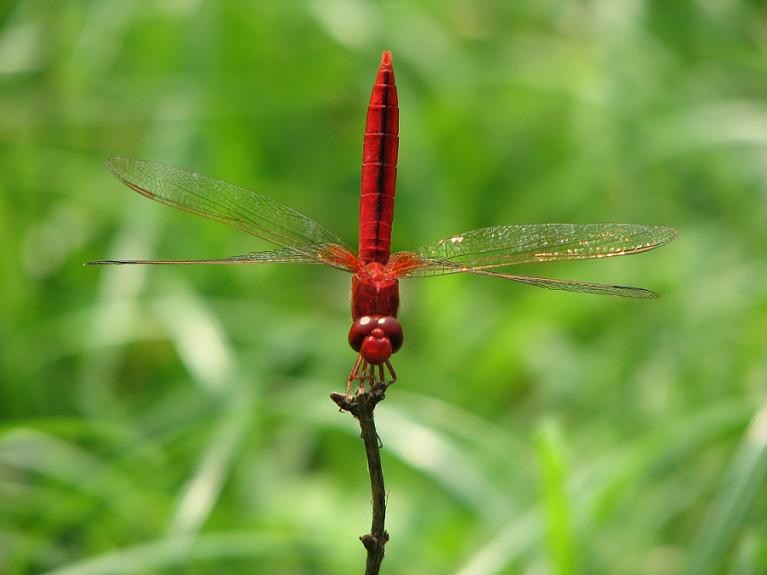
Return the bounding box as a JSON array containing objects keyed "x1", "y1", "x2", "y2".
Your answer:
[{"x1": 90, "y1": 51, "x2": 675, "y2": 390}]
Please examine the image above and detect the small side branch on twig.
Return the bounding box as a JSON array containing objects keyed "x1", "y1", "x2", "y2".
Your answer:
[{"x1": 331, "y1": 384, "x2": 390, "y2": 575}]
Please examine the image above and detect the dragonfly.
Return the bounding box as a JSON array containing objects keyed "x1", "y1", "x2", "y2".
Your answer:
[{"x1": 89, "y1": 51, "x2": 676, "y2": 391}]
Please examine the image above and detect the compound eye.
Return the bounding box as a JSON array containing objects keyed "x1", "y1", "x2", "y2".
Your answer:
[
  {"x1": 348, "y1": 316, "x2": 377, "y2": 352},
  {"x1": 377, "y1": 316, "x2": 403, "y2": 353}
]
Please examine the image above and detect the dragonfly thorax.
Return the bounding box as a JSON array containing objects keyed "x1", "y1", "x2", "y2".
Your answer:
[
  {"x1": 348, "y1": 315, "x2": 403, "y2": 365},
  {"x1": 351, "y1": 264, "x2": 400, "y2": 320},
  {"x1": 350, "y1": 263, "x2": 402, "y2": 365},
  {"x1": 357, "y1": 261, "x2": 388, "y2": 281}
]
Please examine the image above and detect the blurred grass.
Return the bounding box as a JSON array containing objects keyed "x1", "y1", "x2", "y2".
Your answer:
[{"x1": 2, "y1": 0, "x2": 767, "y2": 573}]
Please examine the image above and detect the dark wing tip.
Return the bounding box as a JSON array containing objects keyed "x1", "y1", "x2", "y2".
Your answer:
[
  {"x1": 85, "y1": 260, "x2": 130, "y2": 265},
  {"x1": 629, "y1": 287, "x2": 661, "y2": 299}
]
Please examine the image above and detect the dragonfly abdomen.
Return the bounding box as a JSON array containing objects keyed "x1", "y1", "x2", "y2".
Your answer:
[{"x1": 359, "y1": 51, "x2": 399, "y2": 265}]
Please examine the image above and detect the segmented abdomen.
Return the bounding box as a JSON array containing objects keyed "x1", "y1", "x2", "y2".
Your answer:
[{"x1": 359, "y1": 51, "x2": 399, "y2": 264}]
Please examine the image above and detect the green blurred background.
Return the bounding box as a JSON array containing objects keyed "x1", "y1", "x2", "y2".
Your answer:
[{"x1": 2, "y1": 1, "x2": 767, "y2": 573}]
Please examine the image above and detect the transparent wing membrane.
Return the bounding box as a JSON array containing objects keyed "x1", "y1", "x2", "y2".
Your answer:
[
  {"x1": 98, "y1": 158, "x2": 675, "y2": 296},
  {"x1": 395, "y1": 223, "x2": 676, "y2": 276},
  {"x1": 106, "y1": 157, "x2": 356, "y2": 268},
  {"x1": 387, "y1": 223, "x2": 675, "y2": 297},
  {"x1": 468, "y1": 269, "x2": 659, "y2": 298},
  {"x1": 87, "y1": 244, "x2": 359, "y2": 270}
]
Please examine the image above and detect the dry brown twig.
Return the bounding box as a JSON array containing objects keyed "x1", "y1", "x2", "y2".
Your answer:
[{"x1": 330, "y1": 383, "x2": 390, "y2": 575}]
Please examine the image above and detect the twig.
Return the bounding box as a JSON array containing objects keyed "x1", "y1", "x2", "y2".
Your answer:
[{"x1": 331, "y1": 384, "x2": 390, "y2": 575}]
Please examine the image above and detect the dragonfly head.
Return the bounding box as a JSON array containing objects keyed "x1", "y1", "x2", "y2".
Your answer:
[{"x1": 348, "y1": 315, "x2": 403, "y2": 365}]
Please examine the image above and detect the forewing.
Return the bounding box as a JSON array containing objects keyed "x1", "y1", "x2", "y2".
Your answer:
[
  {"x1": 87, "y1": 244, "x2": 359, "y2": 272},
  {"x1": 394, "y1": 223, "x2": 676, "y2": 276},
  {"x1": 108, "y1": 157, "x2": 352, "y2": 256}
]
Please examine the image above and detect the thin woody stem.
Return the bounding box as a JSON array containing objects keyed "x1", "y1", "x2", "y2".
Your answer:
[
  {"x1": 331, "y1": 384, "x2": 390, "y2": 574},
  {"x1": 358, "y1": 399, "x2": 387, "y2": 574}
]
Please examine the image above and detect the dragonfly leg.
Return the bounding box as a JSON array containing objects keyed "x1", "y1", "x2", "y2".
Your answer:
[
  {"x1": 377, "y1": 364, "x2": 385, "y2": 387},
  {"x1": 367, "y1": 363, "x2": 376, "y2": 391},
  {"x1": 347, "y1": 356, "x2": 396, "y2": 395},
  {"x1": 384, "y1": 360, "x2": 397, "y2": 385},
  {"x1": 346, "y1": 355, "x2": 364, "y2": 398},
  {"x1": 358, "y1": 360, "x2": 370, "y2": 395}
]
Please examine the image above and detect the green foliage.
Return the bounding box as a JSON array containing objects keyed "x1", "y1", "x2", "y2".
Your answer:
[{"x1": 2, "y1": 0, "x2": 767, "y2": 573}]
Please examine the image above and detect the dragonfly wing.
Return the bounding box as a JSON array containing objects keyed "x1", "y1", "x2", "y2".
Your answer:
[
  {"x1": 107, "y1": 157, "x2": 353, "y2": 258},
  {"x1": 87, "y1": 245, "x2": 359, "y2": 272},
  {"x1": 469, "y1": 268, "x2": 659, "y2": 298},
  {"x1": 393, "y1": 223, "x2": 676, "y2": 276}
]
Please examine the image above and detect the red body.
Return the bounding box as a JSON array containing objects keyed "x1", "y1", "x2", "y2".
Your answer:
[
  {"x1": 351, "y1": 263, "x2": 399, "y2": 319},
  {"x1": 359, "y1": 51, "x2": 399, "y2": 266},
  {"x1": 95, "y1": 51, "x2": 676, "y2": 382},
  {"x1": 352, "y1": 51, "x2": 401, "y2": 322}
]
